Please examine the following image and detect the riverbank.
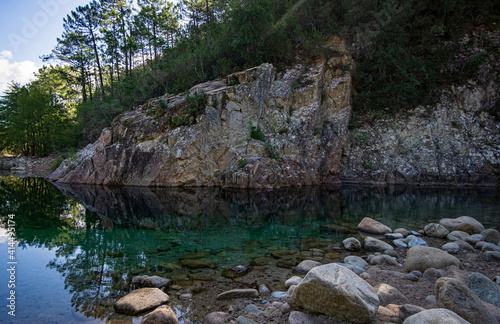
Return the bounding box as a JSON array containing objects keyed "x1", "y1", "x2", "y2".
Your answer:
[
  {"x1": 0, "y1": 154, "x2": 62, "y2": 177},
  {"x1": 116, "y1": 217, "x2": 500, "y2": 324}
]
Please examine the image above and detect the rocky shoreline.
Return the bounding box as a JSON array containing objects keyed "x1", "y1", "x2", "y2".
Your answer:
[{"x1": 107, "y1": 215, "x2": 500, "y2": 324}]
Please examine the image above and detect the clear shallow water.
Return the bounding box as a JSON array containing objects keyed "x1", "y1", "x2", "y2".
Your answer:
[{"x1": 0, "y1": 176, "x2": 499, "y2": 323}]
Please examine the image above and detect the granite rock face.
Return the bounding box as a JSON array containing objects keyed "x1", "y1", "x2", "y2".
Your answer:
[{"x1": 49, "y1": 37, "x2": 353, "y2": 188}]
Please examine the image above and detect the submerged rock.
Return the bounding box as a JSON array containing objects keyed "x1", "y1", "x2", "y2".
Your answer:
[
  {"x1": 357, "y1": 217, "x2": 392, "y2": 234},
  {"x1": 114, "y1": 288, "x2": 170, "y2": 315}
]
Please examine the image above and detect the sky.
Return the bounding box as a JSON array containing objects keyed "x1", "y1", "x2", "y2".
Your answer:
[{"x1": 0, "y1": 0, "x2": 92, "y2": 95}]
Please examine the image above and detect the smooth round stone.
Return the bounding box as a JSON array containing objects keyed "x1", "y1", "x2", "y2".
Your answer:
[
  {"x1": 394, "y1": 228, "x2": 409, "y2": 237},
  {"x1": 244, "y1": 304, "x2": 261, "y2": 315},
  {"x1": 442, "y1": 243, "x2": 460, "y2": 254},
  {"x1": 271, "y1": 291, "x2": 287, "y2": 299},
  {"x1": 179, "y1": 293, "x2": 192, "y2": 300},
  {"x1": 424, "y1": 223, "x2": 450, "y2": 238},
  {"x1": 258, "y1": 284, "x2": 270, "y2": 294},
  {"x1": 466, "y1": 234, "x2": 485, "y2": 244},
  {"x1": 447, "y1": 231, "x2": 470, "y2": 241},
  {"x1": 344, "y1": 255, "x2": 369, "y2": 269},
  {"x1": 410, "y1": 270, "x2": 423, "y2": 277},
  {"x1": 285, "y1": 276, "x2": 303, "y2": 288},
  {"x1": 481, "y1": 229, "x2": 500, "y2": 244},
  {"x1": 342, "y1": 237, "x2": 361, "y2": 251},
  {"x1": 406, "y1": 274, "x2": 419, "y2": 281},
  {"x1": 483, "y1": 251, "x2": 500, "y2": 261},
  {"x1": 407, "y1": 236, "x2": 428, "y2": 247}
]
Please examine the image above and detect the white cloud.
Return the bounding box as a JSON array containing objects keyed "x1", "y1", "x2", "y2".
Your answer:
[{"x1": 0, "y1": 50, "x2": 40, "y2": 94}]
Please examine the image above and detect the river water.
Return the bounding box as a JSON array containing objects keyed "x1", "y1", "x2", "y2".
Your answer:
[{"x1": 0, "y1": 175, "x2": 499, "y2": 323}]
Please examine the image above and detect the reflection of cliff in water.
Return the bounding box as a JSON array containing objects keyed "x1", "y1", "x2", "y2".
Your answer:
[{"x1": 54, "y1": 183, "x2": 500, "y2": 231}]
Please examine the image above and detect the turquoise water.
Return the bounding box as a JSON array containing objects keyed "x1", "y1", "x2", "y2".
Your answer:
[{"x1": 0, "y1": 176, "x2": 499, "y2": 323}]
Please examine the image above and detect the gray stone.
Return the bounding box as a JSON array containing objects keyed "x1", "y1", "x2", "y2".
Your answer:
[
  {"x1": 295, "y1": 260, "x2": 322, "y2": 274},
  {"x1": 403, "y1": 246, "x2": 460, "y2": 272},
  {"x1": 292, "y1": 263, "x2": 379, "y2": 323},
  {"x1": 466, "y1": 234, "x2": 485, "y2": 245},
  {"x1": 271, "y1": 291, "x2": 287, "y2": 299},
  {"x1": 288, "y1": 311, "x2": 321, "y2": 324},
  {"x1": 142, "y1": 276, "x2": 171, "y2": 288},
  {"x1": 394, "y1": 228, "x2": 409, "y2": 237},
  {"x1": 402, "y1": 308, "x2": 470, "y2": 324},
  {"x1": 114, "y1": 288, "x2": 170, "y2": 315},
  {"x1": 406, "y1": 274, "x2": 419, "y2": 281},
  {"x1": 442, "y1": 242, "x2": 461, "y2": 254},
  {"x1": 481, "y1": 229, "x2": 500, "y2": 244},
  {"x1": 236, "y1": 316, "x2": 258, "y2": 324},
  {"x1": 454, "y1": 240, "x2": 475, "y2": 252},
  {"x1": 342, "y1": 237, "x2": 361, "y2": 251},
  {"x1": 423, "y1": 268, "x2": 442, "y2": 283},
  {"x1": 217, "y1": 289, "x2": 259, "y2": 300},
  {"x1": 344, "y1": 255, "x2": 369, "y2": 269},
  {"x1": 336, "y1": 263, "x2": 366, "y2": 275},
  {"x1": 374, "y1": 283, "x2": 409, "y2": 306},
  {"x1": 440, "y1": 216, "x2": 485, "y2": 234},
  {"x1": 482, "y1": 243, "x2": 500, "y2": 252},
  {"x1": 393, "y1": 238, "x2": 408, "y2": 248},
  {"x1": 385, "y1": 233, "x2": 404, "y2": 239},
  {"x1": 285, "y1": 276, "x2": 302, "y2": 288},
  {"x1": 435, "y1": 277, "x2": 498, "y2": 324},
  {"x1": 258, "y1": 284, "x2": 270, "y2": 294},
  {"x1": 357, "y1": 217, "x2": 392, "y2": 234},
  {"x1": 407, "y1": 236, "x2": 428, "y2": 247},
  {"x1": 244, "y1": 304, "x2": 262, "y2": 316},
  {"x1": 424, "y1": 223, "x2": 450, "y2": 238},
  {"x1": 281, "y1": 302, "x2": 292, "y2": 314},
  {"x1": 202, "y1": 312, "x2": 228, "y2": 324},
  {"x1": 466, "y1": 272, "x2": 500, "y2": 308},
  {"x1": 448, "y1": 231, "x2": 470, "y2": 241},
  {"x1": 141, "y1": 305, "x2": 178, "y2": 324},
  {"x1": 369, "y1": 255, "x2": 400, "y2": 267},
  {"x1": 364, "y1": 236, "x2": 394, "y2": 252}
]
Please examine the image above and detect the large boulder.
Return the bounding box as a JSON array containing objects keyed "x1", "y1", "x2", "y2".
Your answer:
[
  {"x1": 435, "y1": 277, "x2": 498, "y2": 324},
  {"x1": 466, "y1": 272, "x2": 500, "y2": 308},
  {"x1": 357, "y1": 217, "x2": 392, "y2": 234},
  {"x1": 402, "y1": 308, "x2": 470, "y2": 324},
  {"x1": 292, "y1": 263, "x2": 379, "y2": 323},
  {"x1": 403, "y1": 246, "x2": 460, "y2": 272},
  {"x1": 114, "y1": 288, "x2": 170, "y2": 315},
  {"x1": 439, "y1": 216, "x2": 485, "y2": 234}
]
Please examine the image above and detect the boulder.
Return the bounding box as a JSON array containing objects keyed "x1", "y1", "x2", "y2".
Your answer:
[
  {"x1": 292, "y1": 263, "x2": 379, "y2": 323},
  {"x1": 295, "y1": 260, "x2": 322, "y2": 274},
  {"x1": 357, "y1": 217, "x2": 392, "y2": 234},
  {"x1": 393, "y1": 238, "x2": 408, "y2": 248},
  {"x1": 466, "y1": 234, "x2": 485, "y2": 245},
  {"x1": 203, "y1": 312, "x2": 229, "y2": 324},
  {"x1": 407, "y1": 236, "x2": 428, "y2": 247},
  {"x1": 374, "y1": 283, "x2": 409, "y2": 306},
  {"x1": 141, "y1": 305, "x2": 178, "y2": 324},
  {"x1": 114, "y1": 288, "x2": 170, "y2": 315},
  {"x1": 342, "y1": 237, "x2": 361, "y2": 251},
  {"x1": 369, "y1": 255, "x2": 400, "y2": 266},
  {"x1": 364, "y1": 236, "x2": 394, "y2": 252},
  {"x1": 403, "y1": 246, "x2": 460, "y2": 272},
  {"x1": 435, "y1": 277, "x2": 498, "y2": 324},
  {"x1": 481, "y1": 229, "x2": 500, "y2": 244},
  {"x1": 402, "y1": 308, "x2": 470, "y2": 324},
  {"x1": 439, "y1": 216, "x2": 485, "y2": 234},
  {"x1": 394, "y1": 228, "x2": 409, "y2": 237},
  {"x1": 424, "y1": 223, "x2": 450, "y2": 238},
  {"x1": 217, "y1": 289, "x2": 259, "y2": 300},
  {"x1": 423, "y1": 268, "x2": 442, "y2": 283},
  {"x1": 466, "y1": 272, "x2": 500, "y2": 308},
  {"x1": 180, "y1": 259, "x2": 217, "y2": 269}
]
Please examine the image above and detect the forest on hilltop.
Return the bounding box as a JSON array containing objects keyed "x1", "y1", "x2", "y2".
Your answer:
[{"x1": 1, "y1": 0, "x2": 499, "y2": 158}]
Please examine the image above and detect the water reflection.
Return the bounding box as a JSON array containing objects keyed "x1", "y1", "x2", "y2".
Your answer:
[{"x1": 0, "y1": 176, "x2": 499, "y2": 323}]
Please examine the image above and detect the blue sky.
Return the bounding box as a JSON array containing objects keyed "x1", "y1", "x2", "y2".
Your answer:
[{"x1": 0, "y1": 0, "x2": 91, "y2": 93}]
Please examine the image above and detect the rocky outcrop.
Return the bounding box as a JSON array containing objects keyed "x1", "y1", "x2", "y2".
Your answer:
[
  {"x1": 340, "y1": 30, "x2": 500, "y2": 187},
  {"x1": 49, "y1": 37, "x2": 353, "y2": 188}
]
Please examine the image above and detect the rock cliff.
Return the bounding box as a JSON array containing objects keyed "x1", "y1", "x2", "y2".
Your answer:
[
  {"x1": 49, "y1": 32, "x2": 500, "y2": 188},
  {"x1": 49, "y1": 37, "x2": 353, "y2": 188}
]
